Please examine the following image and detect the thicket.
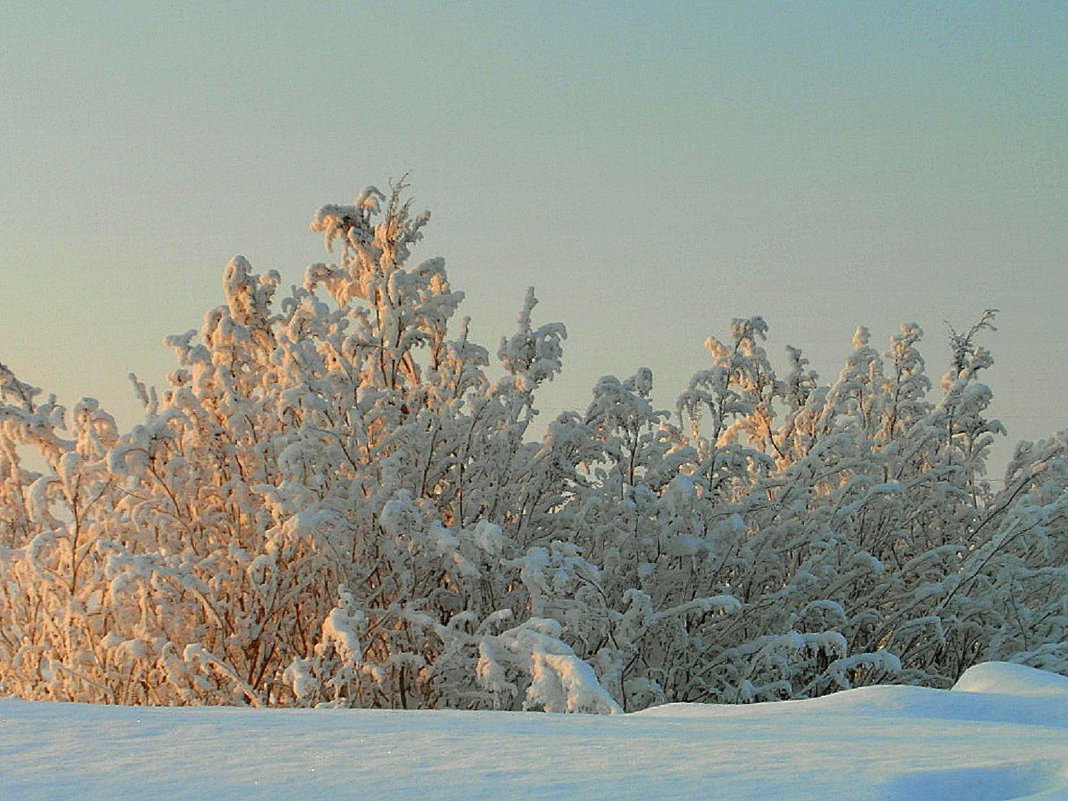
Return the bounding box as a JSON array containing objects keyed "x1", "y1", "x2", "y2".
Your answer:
[{"x1": 1, "y1": 185, "x2": 1064, "y2": 711}]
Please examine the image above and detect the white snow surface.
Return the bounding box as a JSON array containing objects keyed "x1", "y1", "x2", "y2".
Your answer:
[{"x1": 1, "y1": 662, "x2": 1066, "y2": 801}]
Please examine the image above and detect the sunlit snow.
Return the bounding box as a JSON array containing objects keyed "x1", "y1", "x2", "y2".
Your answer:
[{"x1": 2, "y1": 662, "x2": 1065, "y2": 801}]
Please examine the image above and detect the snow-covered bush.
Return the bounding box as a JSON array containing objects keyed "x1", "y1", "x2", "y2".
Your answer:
[{"x1": 1, "y1": 183, "x2": 1064, "y2": 710}]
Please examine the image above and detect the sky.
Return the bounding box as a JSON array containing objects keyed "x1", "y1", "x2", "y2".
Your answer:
[{"x1": 1, "y1": 1, "x2": 1065, "y2": 479}]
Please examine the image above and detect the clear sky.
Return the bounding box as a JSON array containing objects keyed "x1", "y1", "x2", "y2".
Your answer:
[{"x1": 1, "y1": 1, "x2": 1065, "y2": 479}]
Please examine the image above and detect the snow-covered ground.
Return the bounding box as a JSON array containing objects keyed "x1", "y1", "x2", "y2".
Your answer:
[{"x1": 1, "y1": 662, "x2": 1065, "y2": 801}]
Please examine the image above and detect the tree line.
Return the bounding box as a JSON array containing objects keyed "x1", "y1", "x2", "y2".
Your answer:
[{"x1": 1, "y1": 184, "x2": 1064, "y2": 711}]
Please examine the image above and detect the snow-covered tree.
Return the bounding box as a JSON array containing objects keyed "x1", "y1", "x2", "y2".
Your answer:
[{"x1": 1, "y1": 185, "x2": 1064, "y2": 711}]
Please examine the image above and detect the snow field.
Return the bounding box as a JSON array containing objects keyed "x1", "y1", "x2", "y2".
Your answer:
[{"x1": 1, "y1": 662, "x2": 1065, "y2": 801}]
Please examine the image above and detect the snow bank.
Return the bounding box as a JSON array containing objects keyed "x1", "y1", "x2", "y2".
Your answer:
[
  {"x1": 1, "y1": 662, "x2": 1065, "y2": 801},
  {"x1": 952, "y1": 661, "x2": 1068, "y2": 698}
]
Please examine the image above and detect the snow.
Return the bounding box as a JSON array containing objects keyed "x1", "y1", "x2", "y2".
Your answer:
[
  {"x1": 953, "y1": 660, "x2": 1068, "y2": 698},
  {"x1": 1, "y1": 662, "x2": 1065, "y2": 801}
]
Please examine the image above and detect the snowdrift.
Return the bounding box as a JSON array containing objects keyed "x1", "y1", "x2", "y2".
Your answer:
[{"x1": 1, "y1": 662, "x2": 1065, "y2": 801}]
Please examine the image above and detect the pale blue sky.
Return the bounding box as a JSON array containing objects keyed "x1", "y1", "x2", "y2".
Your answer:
[{"x1": 1, "y1": 1, "x2": 1065, "y2": 477}]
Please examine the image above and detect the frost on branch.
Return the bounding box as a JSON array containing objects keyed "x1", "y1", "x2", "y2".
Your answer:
[
  {"x1": 498, "y1": 287, "x2": 566, "y2": 391},
  {"x1": 0, "y1": 185, "x2": 1064, "y2": 714}
]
